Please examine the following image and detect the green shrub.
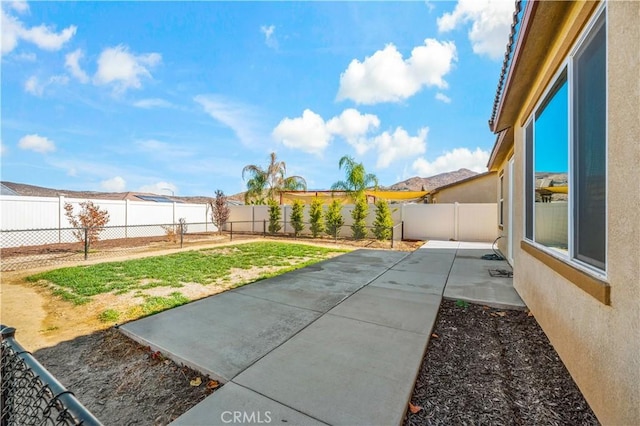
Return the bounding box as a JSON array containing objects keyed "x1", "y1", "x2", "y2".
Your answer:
[
  {"x1": 373, "y1": 200, "x2": 394, "y2": 240},
  {"x1": 350, "y1": 195, "x2": 368, "y2": 240},
  {"x1": 309, "y1": 197, "x2": 324, "y2": 238},
  {"x1": 290, "y1": 200, "x2": 305, "y2": 238},
  {"x1": 268, "y1": 199, "x2": 282, "y2": 234},
  {"x1": 325, "y1": 199, "x2": 344, "y2": 239}
]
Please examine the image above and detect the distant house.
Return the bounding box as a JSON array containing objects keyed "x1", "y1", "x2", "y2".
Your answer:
[
  {"x1": 426, "y1": 171, "x2": 496, "y2": 204},
  {"x1": 487, "y1": 1, "x2": 639, "y2": 424}
]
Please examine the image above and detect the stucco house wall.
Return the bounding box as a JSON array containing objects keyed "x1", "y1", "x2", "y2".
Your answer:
[
  {"x1": 489, "y1": 1, "x2": 640, "y2": 424},
  {"x1": 430, "y1": 172, "x2": 497, "y2": 204}
]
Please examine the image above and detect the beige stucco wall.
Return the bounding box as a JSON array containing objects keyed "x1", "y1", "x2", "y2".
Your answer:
[
  {"x1": 432, "y1": 173, "x2": 497, "y2": 204},
  {"x1": 499, "y1": 2, "x2": 640, "y2": 424}
]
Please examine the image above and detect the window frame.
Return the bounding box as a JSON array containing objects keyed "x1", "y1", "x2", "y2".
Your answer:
[{"x1": 522, "y1": 3, "x2": 607, "y2": 280}]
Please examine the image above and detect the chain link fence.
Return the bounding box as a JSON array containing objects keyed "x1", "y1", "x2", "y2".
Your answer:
[
  {"x1": 1, "y1": 325, "x2": 102, "y2": 426},
  {"x1": 1, "y1": 220, "x2": 403, "y2": 271}
]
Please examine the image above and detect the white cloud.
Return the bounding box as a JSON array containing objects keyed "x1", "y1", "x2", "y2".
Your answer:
[
  {"x1": 133, "y1": 98, "x2": 173, "y2": 109},
  {"x1": 412, "y1": 147, "x2": 490, "y2": 176},
  {"x1": 326, "y1": 108, "x2": 380, "y2": 155},
  {"x1": 437, "y1": 0, "x2": 514, "y2": 60},
  {"x1": 0, "y1": 141, "x2": 7, "y2": 156},
  {"x1": 13, "y1": 51, "x2": 36, "y2": 61},
  {"x1": 18, "y1": 134, "x2": 56, "y2": 154},
  {"x1": 100, "y1": 176, "x2": 127, "y2": 192},
  {"x1": 194, "y1": 95, "x2": 264, "y2": 148},
  {"x1": 260, "y1": 24, "x2": 278, "y2": 49},
  {"x1": 2, "y1": 5, "x2": 76, "y2": 56},
  {"x1": 372, "y1": 127, "x2": 428, "y2": 169},
  {"x1": 138, "y1": 181, "x2": 177, "y2": 196},
  {"x1": 273, "y1": 109, "x2": 332, "y2": 155},
  {"x1": 94, "y1": 45, "x2": 161, "y2": 93},
  {"x1": 435, "y1": 92, "x2": 452, "y2": 103},
  {"x1": 24, "y1": 74, "x2": 69, "y2": 96},
  {"x1": 272, "y1": 108, "x2": 424, "y2": 168},
  {"x1": 24, "y1": 75, "x2": 41, "y2": 95},
  {"x1": 8, "y1": 1, "x2": 29, "y2": 14},
  {"x1": 65, "y1": 48, "x2": 89, "y2": 83},
  {"x1": 337, "y1": 39, "x2": 457, "y2": 104}
]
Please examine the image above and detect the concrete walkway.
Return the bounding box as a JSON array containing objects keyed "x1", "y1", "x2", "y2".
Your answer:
[{"x1": 120, "y1": 242, "x2": 523, "y2": 426}]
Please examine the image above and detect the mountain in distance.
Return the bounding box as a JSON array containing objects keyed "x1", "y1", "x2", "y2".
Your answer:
[
  {"x1": 385, "y1": 168, "x2": 479, "y2": 192},
  {"x1": 2, "y1": 168, "x2": 479, "y2": 203}
]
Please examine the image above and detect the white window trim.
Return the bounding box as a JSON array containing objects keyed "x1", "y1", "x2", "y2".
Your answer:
[{"x1": 522, "y1": 3, "x2": 608, "y2": 280}]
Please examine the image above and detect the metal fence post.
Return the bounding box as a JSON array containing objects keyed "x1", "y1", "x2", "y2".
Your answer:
[
  {"x1": 84, "y1": 228, "x2": 89, "y2": 260},
  {"x1": 401, "y1": 221, "x2": 404, "y2": 240},
  {"x1": 230, "y1": 222, "x2": 233, "y2": 241},
  {"x1": 1, "y1": 325, "x2": 17, "y2": 426},
  {"x1": 263, "y1": 220, "x2": 266, "y2": 237},
  {"x1": 391, "y1": 226, "x2": 394, "y2": 249},
  {"x1": 180, "y1": 222, "x2": 184, "y2": 249}
]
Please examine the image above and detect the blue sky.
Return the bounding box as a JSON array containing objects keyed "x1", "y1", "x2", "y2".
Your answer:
[{"x1": 1, "y1": 0, "x2": 516, "y2": 196}]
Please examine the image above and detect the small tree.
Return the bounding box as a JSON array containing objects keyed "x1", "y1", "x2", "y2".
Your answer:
[
  {"x1": 350, "y1": 195, "x2": 368, "y2": 240},
  {"x1": 209, "y1": 190, "x2": 230, "y2": 234},
  {"x1": 64, "y1": 201, "x2": 110, "y2": 245},
  {"x1": 309, "y1": 197, "x2": 324, "y2": 238},
  {"x1": 324, "y1": 199, "x2": 344, "y2": 239},
  {"x1": 290, "y1": 199, "x2": 305, "y2": 238},
  {"x1": 373, "y1": 200, "x2": 394, "y2": 240},
  {"x1": 268, "y1": 198, "x2": 282, "y2": 234}
]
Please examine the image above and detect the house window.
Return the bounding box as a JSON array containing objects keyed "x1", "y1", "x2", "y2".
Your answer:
[{"x1": 525, "y1": 8, "x2": 606, "y2": 272}]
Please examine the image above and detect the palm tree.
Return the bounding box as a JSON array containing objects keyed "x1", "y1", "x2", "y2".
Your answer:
[
  {"x1": 242, "y1": 152, "x2": 307, "y2": 204},
  {"x1": 331, "y1": 155, "x2": 378, "y2": 200}
]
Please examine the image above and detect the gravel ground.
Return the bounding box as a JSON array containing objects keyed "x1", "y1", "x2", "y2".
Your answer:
[{"x1": 404, "y1": 299, "x2": 600, "y2": 426}]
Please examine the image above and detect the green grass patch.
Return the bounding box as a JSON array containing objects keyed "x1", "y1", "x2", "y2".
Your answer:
[
  {"x1": 26, "y1": 242, "x2": 347, "y2": 305},
  {"x1": 98, "y1": 309, "x2": 120, "y2": 323}
]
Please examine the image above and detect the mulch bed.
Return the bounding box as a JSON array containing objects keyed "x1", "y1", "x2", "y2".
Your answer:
[
  {"x1": 35, "y1": 329, "x2": 217, "y2": 425},
  {"x1": 404, "y1": 299, "x2": 599, "y2": 425}
]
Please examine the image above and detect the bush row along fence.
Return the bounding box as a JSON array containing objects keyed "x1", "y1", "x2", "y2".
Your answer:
[{"x1": 1, "y1": 325, "x2": 102, "y2": 426}]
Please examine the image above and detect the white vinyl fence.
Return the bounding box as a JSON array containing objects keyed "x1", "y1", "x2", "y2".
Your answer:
[
  {"x1": 0, "y1": 195, "x2": 214, "y2": 247},
  {"x1": 1, "y1": 195, "x2": 500, "y2": 248}
]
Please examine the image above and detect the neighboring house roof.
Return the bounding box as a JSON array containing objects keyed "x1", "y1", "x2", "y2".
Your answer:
[
  {"x1": 0, "y1": 183, "x2": 19, "y2": 196},
  {"x1": 428, "y1": 171, "x2": 496, "y2": 195}
]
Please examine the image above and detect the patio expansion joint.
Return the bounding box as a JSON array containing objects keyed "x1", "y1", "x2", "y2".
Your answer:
[
  {"x1": 230, "y1": 290, "x2": 326, "y2": 314},
  {"x1": 323, "y1": 312, "x2": 433, "y2": 337},
  {"x1": 228, "y1": 381, "x2": 332, "y2": 426}
]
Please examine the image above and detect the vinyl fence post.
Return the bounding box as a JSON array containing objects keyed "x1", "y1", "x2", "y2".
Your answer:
[{"x1": 84, "y1": 228, "x2": 89, "y2": 260}]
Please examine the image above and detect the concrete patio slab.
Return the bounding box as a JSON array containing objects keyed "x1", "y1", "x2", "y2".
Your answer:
[
  {"x1": 326, "y1": 249, "x2": 408, "y2": 268},
  {"x1": 232, "y1": 273, "x2": 364, "y2": 313},
  {"x1": 368, "y1": 269, "x2": 448, "y2": 295},
  {"x1": 233, "y1": 314, "x2": 428, "y2": 426},
  {"x1": 286, "y1": 261, "x2": 389, "y2": 284},
  {"x1": 444, "y1": 273, "x2": 525, "y2": 309},
  {"x1": 329, "y1": 285, "x2": 442, "y2": 335},
  {"x1": 120, "y1": 292, "x2": 321, "y2": 382},
  {"x1": 391, "y1": 252, "x2": 455, "y2": 275},
  {"x1": 172, "y1": 383, "x2": 326, "y2": 426},
  {"x1": 420, "y1": 240, "x2": 460, "y2": 249}
]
